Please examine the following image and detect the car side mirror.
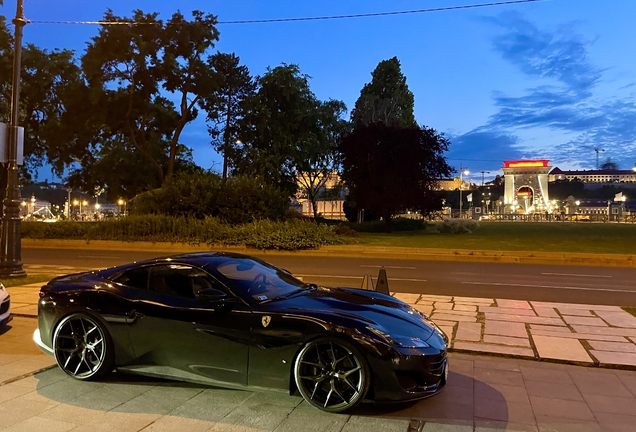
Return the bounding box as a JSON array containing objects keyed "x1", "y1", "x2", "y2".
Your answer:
[{"x1": 196, "y1": 288, "x2": 235, "y2": 305}]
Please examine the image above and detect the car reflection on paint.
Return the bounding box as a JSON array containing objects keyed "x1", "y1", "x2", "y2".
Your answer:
[{"x1": 34, "y1": 252, "x2": 448, "y2": 413}]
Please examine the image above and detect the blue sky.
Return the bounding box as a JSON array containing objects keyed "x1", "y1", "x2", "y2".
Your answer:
[{"x1": 2, "y1": 0, "x2": 636, "y2": 183}]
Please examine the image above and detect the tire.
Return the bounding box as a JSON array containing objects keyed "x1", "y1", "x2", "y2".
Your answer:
[
  {"x1": 294, "y1": 337, "x2": 370, "y2": 413},
  {"x1": 53, "y1": 313, "x2": 114, "y2": 380}
]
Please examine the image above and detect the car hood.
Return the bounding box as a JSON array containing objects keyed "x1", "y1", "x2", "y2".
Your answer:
[{"x1": 274, "y1": 287, "x2": 435, "y2": 340}]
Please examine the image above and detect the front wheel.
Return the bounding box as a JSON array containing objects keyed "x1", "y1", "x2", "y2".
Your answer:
[
  {"x1": 294, "y1": 337, "x2": 370, "y2": 413},
  {"x1": 53, "y1": 313, "x2": 114, "y2": 380}
]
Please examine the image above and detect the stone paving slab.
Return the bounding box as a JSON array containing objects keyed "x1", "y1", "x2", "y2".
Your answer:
[
  {"x1": 391, "y1": 293, "x2": 636, "y2": 370},
  {"x1": 532, "y1": 335, "x2": 594, "y2": 363}
]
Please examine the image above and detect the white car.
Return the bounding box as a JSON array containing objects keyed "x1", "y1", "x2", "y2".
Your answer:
[{"x1": 0, "y1": 283, "x2": 10, "y2": 326}]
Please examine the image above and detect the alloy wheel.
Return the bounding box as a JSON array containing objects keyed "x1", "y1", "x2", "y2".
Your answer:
[
  {"x1": 295, "y1": 338, "x2": 368, "y2": 412},
  {"x1": 54, "y1": 314, "x2": 109, "y2": 379}
]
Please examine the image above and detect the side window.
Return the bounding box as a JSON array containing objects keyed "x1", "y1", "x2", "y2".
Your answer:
[
  {"x1": 112, "y1": 267, "x2": 149, "y2": 290},
  {"x1": 148, "y1": 265, "x2": 220, "y2": 299}
]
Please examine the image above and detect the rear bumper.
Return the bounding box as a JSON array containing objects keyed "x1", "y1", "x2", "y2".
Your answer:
[{"x1": 33, "y1": 328, "x2": 54, "y2": 357}]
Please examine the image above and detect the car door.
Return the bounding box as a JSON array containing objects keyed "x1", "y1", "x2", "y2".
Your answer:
[{"x1": 119, "y1": 263, "x2": 253, "y2": 387}]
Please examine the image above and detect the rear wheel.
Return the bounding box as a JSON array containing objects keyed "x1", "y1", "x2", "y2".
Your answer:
[
  {"x1": 294, "y1": 337, "x2": 370, "y2": 413},
  {"x1": 53, "y1": 313, "x2": 114, "y2": 380}
]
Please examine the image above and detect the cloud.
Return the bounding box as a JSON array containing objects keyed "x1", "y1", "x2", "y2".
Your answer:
[
  {"x1": 458, "y1": 12, "x2": 636, "y2": 170},
  {"x1": 486, "y1": 12, "x2": 602, "y2": 94},
  {"x1": 446, "y1": 130, "x2": 525, "y2": 172}
]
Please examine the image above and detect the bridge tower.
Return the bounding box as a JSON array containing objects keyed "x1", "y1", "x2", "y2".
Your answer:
[{"x1": 502, "y1": 160, "x2": 552, "y2": 214}]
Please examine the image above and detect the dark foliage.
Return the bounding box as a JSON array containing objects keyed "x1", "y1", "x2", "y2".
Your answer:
[
  {"x1": 130, "y1": 172, "x2": 289, "y2": 224},
  {"x1": 339, "y1": 123, "x2": 453, "y2": 232}
]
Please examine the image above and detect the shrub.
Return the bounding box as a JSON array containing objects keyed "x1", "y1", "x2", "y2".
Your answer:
[
  {"x1": 340, "y1": 217, "x2": 427, "y2": 233},
  {"x1": 431, "y1": 219, "x2": 480, "y2": 234},
  {"x1": 334, "y1": 224, "x2": 359, "y2": 237},
  {"x1": 21, "y1": 216, "x2": 356, "y2": 250},
  {"x1": 131, "y1": 173, "x2": 289, "y2": 224}
]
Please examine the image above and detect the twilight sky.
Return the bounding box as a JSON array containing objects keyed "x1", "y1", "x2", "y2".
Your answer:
[{"x1": 2, "y1": 0, "x2": 636, "y2": 183}]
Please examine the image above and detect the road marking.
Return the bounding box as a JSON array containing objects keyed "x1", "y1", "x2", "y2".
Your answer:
[
  {"x1": 462, "y1": 281, "x2": 634, "y2": 293},
  {"x1": 360, "y1": 265, "x2": 417, "y2": 270},
  {"x1": 541, "y1": 272, "x2": 611, "y2": 278},
  {"x1": 297, "y1": 274, "x2": 426, "y2": 282}
]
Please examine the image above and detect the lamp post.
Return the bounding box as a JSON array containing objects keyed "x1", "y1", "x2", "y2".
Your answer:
[
  {"x1": 458, "y1": 163, "x2": 469, "y2": 218},
  {"x1": 118, "y1": 199, "x2": 127, "y2": 216},
  {"x1": 0, "y1": 0, "x2": 27, "y2": 277}
]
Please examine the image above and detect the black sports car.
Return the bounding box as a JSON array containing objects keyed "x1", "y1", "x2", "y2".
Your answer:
[{"x1": 34, "y1": 252, "x2": 448, "y2": 412}]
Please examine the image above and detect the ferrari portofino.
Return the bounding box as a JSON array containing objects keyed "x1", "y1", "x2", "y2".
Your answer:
[{"x1": 34, "y1": 252, "x2": 448, "y2": 412}]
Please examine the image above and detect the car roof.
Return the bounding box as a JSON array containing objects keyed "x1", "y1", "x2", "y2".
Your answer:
[{"x1": 96, "y1": 251, "x2": 257, "y2": 277}]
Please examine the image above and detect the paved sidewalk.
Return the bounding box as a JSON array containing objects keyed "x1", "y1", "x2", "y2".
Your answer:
[{"x1": 393, "y1": 293, "x2": 636, "y2": 369}]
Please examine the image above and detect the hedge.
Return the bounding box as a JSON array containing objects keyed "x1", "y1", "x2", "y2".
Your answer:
[{"x1": 21, "y1": 215, "x2": 354, "y2": 250}]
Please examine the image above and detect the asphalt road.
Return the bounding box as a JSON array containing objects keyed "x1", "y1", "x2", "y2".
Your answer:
[{"x1": 22, "y1": 246, "x2": 636, "y2": 307}]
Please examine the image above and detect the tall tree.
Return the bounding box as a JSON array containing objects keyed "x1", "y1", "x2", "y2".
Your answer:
[
  {"x1": 0, "y1": 16, "x2": 94, "y2": 191},
  {"x1": 205, "y1": 52, "x2": 255, "y2": 180},
  {"x1": 81, "y1": 9, "x2": 219, "y2": 186},
  {"x1": 295, "y1": 99, "x2": 349, "y2": 218},
  {"x1": 339, "y1": 123, "x2": 453, "y2": 232},
  {"x1": 350, "y1": 57, "x2": 415, "y2": 128},
  {"x1": 235, "y1": 64, "x2": 318, "y2": 196}
]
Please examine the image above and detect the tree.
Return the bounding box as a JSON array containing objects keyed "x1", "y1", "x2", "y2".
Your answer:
[
  {"x1": 0, "y1": 16, "x2": 94, "y2": 199},
  {"x1": 295, "y1": 99, "x2": 349, "y2": 218},
  {"x1": 350, "y1": 57, "x2": 415, "y2": 128},
  {"x1": 81, "y1": 9, "x2": 219, "y2": 186},
  {"x1": 235, "y1": 64, "x2": 323, "y2": 196},
  {"x1": 339, "y1": 123, "x2": 453, "y2": 232},
  {"x1": 600, "y1": 159, "x2": 619, "y2": 171},
  {"x1": 205, "y1": 52, "x2": 255, "y2": 180}
]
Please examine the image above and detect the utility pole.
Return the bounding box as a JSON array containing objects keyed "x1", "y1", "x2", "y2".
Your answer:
[
  {"x1": 594, "y1": 148, "x2": 605, "y2": 169},
  {"x1": 0, "y1": 0, "x2": 27, "y2": 278},
  {"x1": 458, "y1": 163, "x2": 469, "y2": 218}
]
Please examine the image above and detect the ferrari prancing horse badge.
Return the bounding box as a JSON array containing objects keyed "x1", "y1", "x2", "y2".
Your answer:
[{"x1": 262, "y1": 316, "x2": 271, "y2": 328}]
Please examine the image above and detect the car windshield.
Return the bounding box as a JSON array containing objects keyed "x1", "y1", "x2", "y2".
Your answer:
[{"x1": 209, "y1": 257, "x2": 310, "y2": 303}]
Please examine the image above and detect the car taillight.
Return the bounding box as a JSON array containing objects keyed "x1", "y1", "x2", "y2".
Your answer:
[{"x1": 39, "y1": 285, "x2": 53, "y2": 298}]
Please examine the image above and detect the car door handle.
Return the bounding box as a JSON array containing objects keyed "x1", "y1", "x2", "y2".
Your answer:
[{"x1": 127, "y1": 310, "x2": 144, "y2": 323}]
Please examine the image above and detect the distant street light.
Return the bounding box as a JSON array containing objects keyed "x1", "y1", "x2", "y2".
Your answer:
[
  {"x1": 118, "y1": 199, "x2": 127, "y2": 216},
  {"x1": 459, "y1": 163, "x2": 469, "y2": 218}
]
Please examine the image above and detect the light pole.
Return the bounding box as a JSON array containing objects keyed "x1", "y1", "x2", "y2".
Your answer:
[
  {"x1": 118, "y1": 199, "x2": 127, "y2": 216},
  {"x1": 458, "y1": 163, "x2": 469, "y2": 218},
  {"x1": 0, "y1": 0, "x2": 27, "y2": 277}
]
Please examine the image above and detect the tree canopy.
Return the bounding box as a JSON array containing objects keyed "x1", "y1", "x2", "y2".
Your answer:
[
  {"x1": 80, "y1": 9, "x2": 219, "y2": 188},
  {"x1": 204, "y1": 52, "x2": 255, "y2": 180},
  {"x1": 350, "y1": 57, "x2": 415, "y2": 128},
  {"x1": 339, "y1": 123, "x2": 453, "y2": 231},
  {"x1": 235, "y1": 64, "x2": 347, "y2": 203}
]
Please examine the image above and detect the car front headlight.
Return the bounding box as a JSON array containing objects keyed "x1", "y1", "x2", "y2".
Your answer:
[
  {"x1": 0, "y1": 283, "x2": 5, "y2": 292},
  {"x1": 367, "y1": 326, "x2": 430, "y2": 348}
]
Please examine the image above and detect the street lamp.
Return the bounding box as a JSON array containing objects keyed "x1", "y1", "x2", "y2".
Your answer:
[
  {"x1": 0, "y1": 0, "x2": 27, "y2": 277},
  {"x1": 459, "y1": 163, "x2": 469, "y2": 218},
  {"x1": 118, "y1": 199, "x2": 127, "y2": 216}
]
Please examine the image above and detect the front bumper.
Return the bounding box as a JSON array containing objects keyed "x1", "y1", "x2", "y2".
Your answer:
[
  {"x1": 33, "y1": 328, "x2": 54, "y2": 357},
  {"x1": 370, "y1": 348, "x2": 448, "y2": 402}
]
